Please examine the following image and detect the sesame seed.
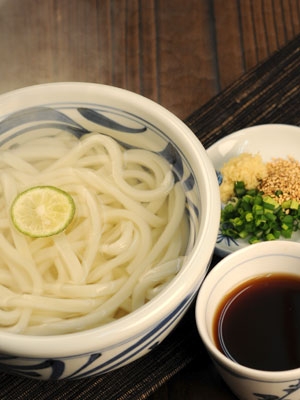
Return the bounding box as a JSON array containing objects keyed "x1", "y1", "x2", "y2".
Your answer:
[{"x1": 258, "y1": 156, "x2": 300, "y2": 204}]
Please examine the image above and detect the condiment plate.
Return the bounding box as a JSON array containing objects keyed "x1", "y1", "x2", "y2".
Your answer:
[{"x1": 206, "y1": 124, "x2": 300, "y2": 257}]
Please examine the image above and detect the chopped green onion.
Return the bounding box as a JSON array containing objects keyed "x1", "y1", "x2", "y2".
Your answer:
[
  {"x1": 220, "y1": 183, "x2": 300, "y2": 244},
  {"x1": 234, "y1": 181, "x2": 246, "y2": 197}
]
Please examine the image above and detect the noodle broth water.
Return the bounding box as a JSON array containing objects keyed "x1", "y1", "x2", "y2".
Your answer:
[{"x1": 0, "y1": 130, "x2": 190, "y2": 335}]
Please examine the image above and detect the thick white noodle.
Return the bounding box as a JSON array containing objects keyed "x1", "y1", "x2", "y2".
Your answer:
[{"x1": 0, "y1": 131, "x2": 188, "y2": 335}]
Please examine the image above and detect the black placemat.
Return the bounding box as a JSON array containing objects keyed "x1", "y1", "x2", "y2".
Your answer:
[
  {"x1": 186, "y1": 35, "x2": 300, "y2": 147},
  {"x1": 0, "y1": 34, "x2": 299, "y2": 400}
]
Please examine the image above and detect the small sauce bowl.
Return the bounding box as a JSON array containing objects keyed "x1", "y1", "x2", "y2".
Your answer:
[{"x1": 195, "y1": 240, "x2": 300, "y2": 400}]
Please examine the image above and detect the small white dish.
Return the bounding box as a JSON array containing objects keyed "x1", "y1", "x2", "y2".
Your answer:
[{"x1": 207, "y1": 124, "x2": 300, "y2": 257}]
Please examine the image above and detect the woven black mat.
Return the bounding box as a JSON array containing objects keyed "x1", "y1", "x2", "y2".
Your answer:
[{"x1": 0, "y1": 34, "x2": 299, "y2": 400}]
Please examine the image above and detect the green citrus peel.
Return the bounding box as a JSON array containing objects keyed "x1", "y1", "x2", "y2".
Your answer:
[{"x1": 10, "y1": 186, "x2": 75, "y2": 238}]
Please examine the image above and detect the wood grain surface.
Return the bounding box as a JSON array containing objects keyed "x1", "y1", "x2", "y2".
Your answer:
[
  {"x1": 0, "y1": 1, "x2": 299, "y2": 399},
  {"x1": 0, "y1": 0, "x2": 299, "y2": 121}
]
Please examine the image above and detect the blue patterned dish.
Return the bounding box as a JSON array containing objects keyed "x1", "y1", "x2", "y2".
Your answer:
[
  {"x1": 0, "y1": 83, "x2": 220, "y2": 379},
  {"x1": 207, "y1": 124, "x2": 300, "y2": 258}
]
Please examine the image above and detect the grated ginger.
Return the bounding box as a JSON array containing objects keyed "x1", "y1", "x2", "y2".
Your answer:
[{"x1": 220, "y1": 152, "x2": 267, "y2": 202}]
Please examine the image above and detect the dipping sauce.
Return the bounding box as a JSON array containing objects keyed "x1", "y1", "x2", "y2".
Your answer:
[{"x1": 213, "y1": 274, "x2": 300, "y2": 371}]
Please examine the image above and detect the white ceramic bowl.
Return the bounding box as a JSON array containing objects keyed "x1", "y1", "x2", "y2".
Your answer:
[
  {"x1": 207, "y1": 124, "x2": 300, "y2": 257},
  {"x1": 196, "y1": 240, "x2": 300, "y2": 400},
  {"x1": 0, "y1": 82, "x2": 220, "y2": 379}
]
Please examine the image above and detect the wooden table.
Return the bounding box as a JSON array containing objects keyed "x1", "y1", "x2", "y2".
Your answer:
[{"x1": 0, "y1": 1, "x2": 299, "y2": 399}]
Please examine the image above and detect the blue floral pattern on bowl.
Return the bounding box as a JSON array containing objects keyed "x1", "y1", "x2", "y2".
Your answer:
[
  {"x1": 253, "y1": 379, "x2": 300, "y2": 400},
  {"x1": 0, "y1": 292, "x2": 195, "y2": 380}
]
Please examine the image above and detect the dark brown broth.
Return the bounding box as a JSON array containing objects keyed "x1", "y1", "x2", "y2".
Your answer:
[{"x1": 213, "y1": 273, "x2": 300, "y2": 371}]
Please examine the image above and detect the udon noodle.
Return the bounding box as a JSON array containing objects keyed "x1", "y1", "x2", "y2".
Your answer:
[{"x1": 0, "y1": 131, "x2": 188, "y2": 335}]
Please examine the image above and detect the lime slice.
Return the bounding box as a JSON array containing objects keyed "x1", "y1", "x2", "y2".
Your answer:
[{"x1": 11, "y1": 186, "x2": 75, "y2": 238}]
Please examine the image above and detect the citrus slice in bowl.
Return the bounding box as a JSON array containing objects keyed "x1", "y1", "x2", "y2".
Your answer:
[{"x1": 10, "y1": 186, "x2": 75, "y2": 238}]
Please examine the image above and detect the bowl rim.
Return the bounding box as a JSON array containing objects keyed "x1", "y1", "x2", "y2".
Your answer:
[{"x1": 0, "y1": 82, "x2": 220, "y2": 357}]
